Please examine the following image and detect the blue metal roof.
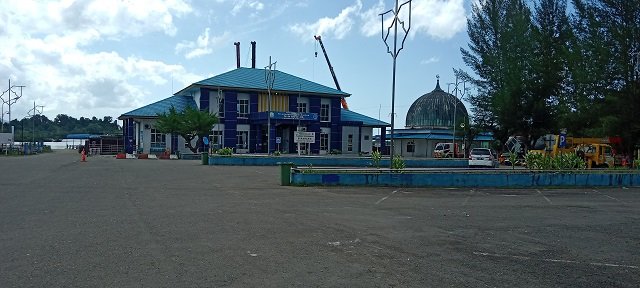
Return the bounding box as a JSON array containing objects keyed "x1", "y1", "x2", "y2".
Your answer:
[
  {"x1": 390, "y1": 132, "x2": 494, "y2": 141},
  {"x1": 392, "y1": 134, "x2": 453, "y2": 140},
  {"x1": 119, "y1": 95, "x2": 197, "y2": 119},
  {"x1": 186, "y1": 67, "x2": 349, "y2": 97},
  {"x1": 393, "y1": 128, "x2": 455, "y2": 134},
  {"x1": 66, "y1": 133, "x2": 98, "y2": 139},
  {"x1": 341, "y1": 109, "x2": 390, "y2": 127}
]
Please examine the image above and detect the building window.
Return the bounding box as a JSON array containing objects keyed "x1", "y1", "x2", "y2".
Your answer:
[
  {"x1": 210, "y1": 130, "x2": 223, "y2": 149},
  {"x1": 364, "y1": 135, "x2": 370, "y2": 140},
  {"x1": 150, "y1": 128, "x2": 166, "y2": 150},
  {"x1": 237, "y1": 99, "x2": 249, "y2": 118},
  {"x1": 347, "y1": 134, "x2": 353, "y2": 152},
  {"x1": 297, "y1": 102, "x2": 307, "y2": 113},
  {"x1": 218, "y1": 97, "x2": 224, "y2": 118},
  {"x1": 320, "y1": 132, "x2": 329, "y2": 151},
  {"x1": 407, "y1": 141, "x2": 415, "y2": 153},
  {"x1": 320, "y1": 103, "x2": 330, "y2": 122},
  {"x1": 236, "y1": 130, "x2": 248, "y2": 150}
]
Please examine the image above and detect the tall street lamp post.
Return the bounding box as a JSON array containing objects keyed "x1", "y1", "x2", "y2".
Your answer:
[
  {"x1": 451, "y1": 76, "x2": 467, "y2": 158},
  {"x1": 265, "y1": 57, "x2": 277, "y2": 154},
  {"x1": 380, "y1": 0, "x2": 411, "y2": 168}
]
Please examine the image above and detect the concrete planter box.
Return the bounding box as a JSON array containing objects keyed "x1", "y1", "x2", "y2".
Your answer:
[{"x1": 290, "y1": 169, "x2": 640, "y2": 188}]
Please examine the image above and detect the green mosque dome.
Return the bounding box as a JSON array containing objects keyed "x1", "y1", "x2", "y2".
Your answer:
[{"x1": 405, "y1": 79, "x2": 469, "y2": 129}]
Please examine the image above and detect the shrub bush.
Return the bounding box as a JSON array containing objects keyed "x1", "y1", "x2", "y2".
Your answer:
[
  {"x1": 370, "y1": 150, "x2": 382, "y2": 168},
  {"x1": 216, "y1": 147, "x2": 233, "y2": 155},
  {"x1": 391, "y1": 154, "x2": 405, "y2": 170},
  {"x1": 525, "y1": 151, "x2": 586, "y2": 170}
]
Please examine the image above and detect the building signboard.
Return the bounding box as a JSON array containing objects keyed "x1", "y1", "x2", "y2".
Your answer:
[
  {"x1": 294, "y1": 131, "x2": 315, "y2": 143},
  {"x1": 270, "y1": 111, "x2": 318, "y2": 121},
  {"x1": 0, "y1": 133, "x2": 13, "y2": 145}
]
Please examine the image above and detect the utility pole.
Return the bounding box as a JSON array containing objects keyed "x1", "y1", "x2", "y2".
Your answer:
[
  {"x1": 264, "y1": 57, "x2": 276, "y2": 154},
  {"x1": 380, "y1": 0, "x2": 412, "y2": 168},
  {"x1": 1, "y1": 79, "x2": 25, "y2": 133},
  {"x1": 27, "y1": 101, "x2": 44, "y2": 146}
]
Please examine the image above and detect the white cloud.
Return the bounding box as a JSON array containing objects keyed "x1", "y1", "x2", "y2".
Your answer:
[
  {"x1": 360, "y1": 0, "x2": 386, "y2": 37},
  {"x1": 299, "y1": 0, "x2": 466, "y2": 41},
  {"x1": 420, "y1": 57, "x2": 440, "y2": 65},
  {"x1": 289, "y1": 0, "x2": 363, "y2": 41},
  {"x1": 6, "y1": 0, "x2": 192, "y2": 42},
  {"x1": 410, "y1": 0, "x2": 467, "y2": 39},
  {"x1": 176, "y1": 29, "x2": 231, "y2": 59},
  {"x1": 0, "y1": 0, "x2": 200, "y2": 120},
  {"x1": 216, "y1": 0, "x2": 265, "y2": 16}
]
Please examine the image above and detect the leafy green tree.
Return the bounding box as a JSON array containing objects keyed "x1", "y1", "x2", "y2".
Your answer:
[
  {"x1": 155, "y1": 106, "x2": 218, "y2": 153},
  {"x1": 563, "y1": 0, "x2": 611, "y2": 136},
  {"x1": 570, "y1": 0, "x2": 640, "y2": 153},
  {"x1": 530, "y1": 0, "x2": 573, "y2": 140},
  {"x1": 461, "y1": 0, "x2": 536, "y2": 145}
]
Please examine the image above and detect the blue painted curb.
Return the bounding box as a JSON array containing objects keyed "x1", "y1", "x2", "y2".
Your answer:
[{"x1": 290, "y1": 170, "x2": 640, "y2": 187}]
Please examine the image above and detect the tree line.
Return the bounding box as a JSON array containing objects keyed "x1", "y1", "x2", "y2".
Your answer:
[
  {"x1": 461, "y1": 0, "x2": 639, "y2": 153},
  {"x1": 1, "y1": 114, "x2": 121, "y2": 142}
]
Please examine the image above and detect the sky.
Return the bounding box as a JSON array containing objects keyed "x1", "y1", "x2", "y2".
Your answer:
[{"x1": 1, "y1": 0, "x2": 474, "y2": 129}]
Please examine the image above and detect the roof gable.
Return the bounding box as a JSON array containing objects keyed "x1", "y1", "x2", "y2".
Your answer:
[
  {"x1": 119, "y1": 95, "x2": 197, "y2": 119},
  {"x1": 190, "y1": 67, "x2": 349, "y2": 97}
]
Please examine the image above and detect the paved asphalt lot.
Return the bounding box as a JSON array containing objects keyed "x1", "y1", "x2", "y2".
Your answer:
[{"x1": 1, "y1": 150, "x2": 639, "y2": 287}]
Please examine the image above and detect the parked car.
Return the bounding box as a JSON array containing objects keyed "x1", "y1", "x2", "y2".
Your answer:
[{"x1": 469, "y1": 148, "x2": 498, "y2": 168}]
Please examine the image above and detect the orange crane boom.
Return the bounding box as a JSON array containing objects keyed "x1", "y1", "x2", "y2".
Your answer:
[{"x1": 314, "y1": 35, "x2": 349, "y2": 110}]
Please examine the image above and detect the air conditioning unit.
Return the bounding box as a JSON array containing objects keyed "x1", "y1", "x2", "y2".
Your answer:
[{"x1": 144, "y1": 124, "x2": 151, "y2": 129}]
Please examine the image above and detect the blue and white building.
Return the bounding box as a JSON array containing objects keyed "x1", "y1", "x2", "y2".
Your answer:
[{"x1": 119, "y1": 67, "x2": 390, "y2": 155}]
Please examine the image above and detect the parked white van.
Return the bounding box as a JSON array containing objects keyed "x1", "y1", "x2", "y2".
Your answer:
[{"x1": 433, "y1": 142, "x2": 463, "y2": 158}]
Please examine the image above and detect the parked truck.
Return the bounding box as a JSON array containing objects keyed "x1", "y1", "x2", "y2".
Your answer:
[
  {"x1": 575, "y1": 143, "x2": 615, "y2": 168},
  {"x1": 530, "y1": 134, "x2": 616, "y2": 168}
]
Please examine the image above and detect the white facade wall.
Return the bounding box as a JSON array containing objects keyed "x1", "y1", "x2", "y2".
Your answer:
[
  {"x1": 341, "y1": 126, "x2": 359, "y2": 154},
  {"x1": 297, "y1": 97, "x2": 309, "y2": 112},
  {"x1": 133, "y1": 119, "x2": 204, "y2": 155},
  {"x1": 193, "y1": 90, "x2": 201, "y2": 109},
  {"x1": 208, "y1": 90, "x2": 225, "y2": 118},
  {"x1": 320, "y1": 127, "x2": 330, "y2": 155},
  {"x1": 236, "y1": 124, "x2": 250, "y2": 153},
  {"x1": 360, "y1": 127, "x2": 373, "y2": 153},
  {"x1": 392, "y1": 138, "x2": 449, "y2": 158},
  {"x1": 320, "y1": 98, "x2": 331, "y2": 122},
  {"x1": 137, "y1": 119, "x2": 153, "y2": 153}
]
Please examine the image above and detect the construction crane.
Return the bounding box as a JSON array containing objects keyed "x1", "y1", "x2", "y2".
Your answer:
[{"x1": 314, "y1": 35, "x2": 349, "y2": 110}]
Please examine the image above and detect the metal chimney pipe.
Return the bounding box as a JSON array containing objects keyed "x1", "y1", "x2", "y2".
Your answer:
[
  {"x1": 234, "y1": 42, "x2": 240, "y2": 68},
  {"x1": 251, "y1": 41, "x2": 256, "y2": 68}
]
